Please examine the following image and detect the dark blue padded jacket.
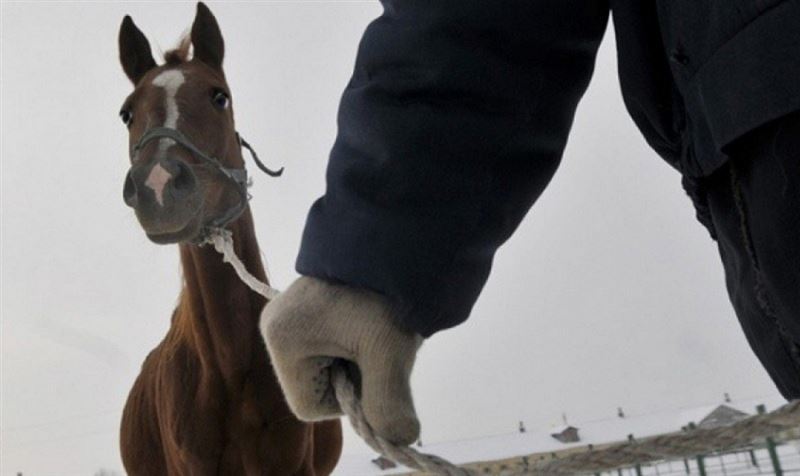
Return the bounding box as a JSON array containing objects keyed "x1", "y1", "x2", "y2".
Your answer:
[{"x1": 297, "y1": 0, "x2": 800, "y2": 337}]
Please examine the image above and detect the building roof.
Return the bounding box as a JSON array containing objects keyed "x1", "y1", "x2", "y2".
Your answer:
[
  {"x1": 332, "y1": 395, "x2": 786, "y2": 475},
  {"x1": 549, "y1": 425, "x2": 578, "y2": 434},
  {"x1": 697, "y1": 404, "x2": 751, "y2": 429}
]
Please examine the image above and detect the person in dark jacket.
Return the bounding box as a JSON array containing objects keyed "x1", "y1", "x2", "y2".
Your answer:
[{"x1": 261, "y1": 0, "x2": 800, "y2": 445}]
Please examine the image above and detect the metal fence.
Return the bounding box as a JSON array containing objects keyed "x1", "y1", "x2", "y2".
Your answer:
[
  {"x1": 597, "y1": 441, "x2": 800, "y2": 475},
  {"x1": 446, "y1": 401, "x2": 800, "y2": 475}
]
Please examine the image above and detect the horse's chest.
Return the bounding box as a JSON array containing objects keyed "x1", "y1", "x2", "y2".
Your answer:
[{"x1": 162, "y1": 344, "x2": 280, "y2": 419}]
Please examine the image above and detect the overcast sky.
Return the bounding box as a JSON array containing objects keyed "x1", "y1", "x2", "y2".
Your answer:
[{"x1": 1, "y1": 2, "x2": 782, "y2": 475}]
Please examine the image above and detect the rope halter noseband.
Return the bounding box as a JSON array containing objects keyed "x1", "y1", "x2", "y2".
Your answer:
[{"x1": 130, "y1": 126, "x2": 283, "y2": 241}]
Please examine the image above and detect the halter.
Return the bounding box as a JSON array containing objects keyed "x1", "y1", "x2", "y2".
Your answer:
[{"x1": 131, "y1": 126, "x2": 283, "y2": 242}]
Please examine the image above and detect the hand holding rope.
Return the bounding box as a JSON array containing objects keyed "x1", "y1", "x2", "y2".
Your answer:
[{"x1": 206, "y1": 229, "x2": 474, "y2": 475}]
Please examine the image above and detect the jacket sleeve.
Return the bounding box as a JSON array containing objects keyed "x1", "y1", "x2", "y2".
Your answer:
[{"x1": 297, "y1": 0, "x2": 610, "y2": 337}]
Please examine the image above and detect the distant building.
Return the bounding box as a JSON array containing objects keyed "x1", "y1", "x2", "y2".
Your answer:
[
  {"x1": 697, "y1": 404, "x2": 750, "y2": 429},
  {"x1": 550, "y1": 425, "x2": 580, "y2": 443}
]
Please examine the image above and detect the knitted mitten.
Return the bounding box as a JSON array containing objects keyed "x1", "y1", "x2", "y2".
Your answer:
[{"x1": 260, "y1": 276, "x2": 423, "y2": 445}]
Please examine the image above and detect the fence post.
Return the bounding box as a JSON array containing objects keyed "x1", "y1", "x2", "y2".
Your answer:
[
  {"x1": 765, "y1": 437, "x2": 783, "y2": 476},
  {"x1": 696, "y1": 455, "x2": 707, "y2": 476},
  {"x1": 757, "y1": 404, "x2": 784, "y2": 476},
  {"x1": 749, "y1": 449, "x2": 758, "y2": 467}
]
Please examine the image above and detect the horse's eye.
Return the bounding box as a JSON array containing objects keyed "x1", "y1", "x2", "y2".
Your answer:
[
  {"x1": 119, "y1": 110, "x2": 133, "y2": 126},
  {"x1": 212, "y1": 90, "x2": 230, "y2": 110}
]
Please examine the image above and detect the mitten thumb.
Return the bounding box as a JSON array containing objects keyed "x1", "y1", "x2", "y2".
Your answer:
[{"x1": 358, "y1": 332, "x2": 423, "y2": 446}]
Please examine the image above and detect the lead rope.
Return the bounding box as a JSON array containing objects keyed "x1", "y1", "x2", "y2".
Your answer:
[
  {"x1": 206, "y1": 228, "x2": 280, "y2": 300},
  {"x1": 330, "y1": 363, "x2": 475, "y2": 476},
  {"x1": 205, "y1": 228, "x2": 474, "y2": 475}
]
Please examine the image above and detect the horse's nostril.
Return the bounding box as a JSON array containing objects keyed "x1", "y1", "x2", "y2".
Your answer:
[
  {"x1": 123, "y1": 170, "x2": 138, "y2": 207},
  {"x1": 170, "y1": 160, "x2": 197, "y2": 199}
]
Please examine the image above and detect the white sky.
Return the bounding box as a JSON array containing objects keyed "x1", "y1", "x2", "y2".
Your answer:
[{"x1": 0, "y1": 2, "x2": 782, "y2": 475}]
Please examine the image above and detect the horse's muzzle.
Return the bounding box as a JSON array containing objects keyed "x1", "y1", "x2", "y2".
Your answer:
[{"x1": 123, "y1": 156, "x2": 202, "y2": 242}]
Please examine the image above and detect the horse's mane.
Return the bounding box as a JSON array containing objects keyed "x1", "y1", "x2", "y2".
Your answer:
[{"x1": 164, "y1": 34, "x2": 191, "y2": 65}]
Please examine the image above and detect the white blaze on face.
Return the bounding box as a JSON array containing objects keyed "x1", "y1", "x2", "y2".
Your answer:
[
  {"x1": 145, "y1": 163, "x2": 172, "y2": 206},
  {"x1": 146, "y1": 69, "x2": 186, "y2": 206},
  {"x1": 151, "y1": 69, "x2": 186, "y2": 154}
]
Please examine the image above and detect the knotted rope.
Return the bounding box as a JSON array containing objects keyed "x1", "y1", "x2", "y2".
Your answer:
[{"x1": 206, "y1": 228, "x2": 471, "y2": 475}]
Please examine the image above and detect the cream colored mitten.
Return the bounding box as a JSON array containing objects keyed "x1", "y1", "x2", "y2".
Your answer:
[{"x1": 260, "y1": 276, "x2": 423, "y2": 445}]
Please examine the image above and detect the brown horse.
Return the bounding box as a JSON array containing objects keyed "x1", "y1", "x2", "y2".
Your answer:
[{"x1": 117, "y1": 3, "x2": 342, "y2": 474}]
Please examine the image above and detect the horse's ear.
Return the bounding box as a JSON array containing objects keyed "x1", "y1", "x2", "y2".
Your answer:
[
  {"x1": 119, "y1": 16, "x2": 157, "y2": 84},
  {"x1": 191, "y1": 2, "x2": 224, "y2": 71}
]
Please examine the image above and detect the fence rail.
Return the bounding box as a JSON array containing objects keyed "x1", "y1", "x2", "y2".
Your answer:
[
  {"x1": 433, "y1": 401, "x2": 800, "y2": 475},
  {"x1": 596, "y1": 442, "x2": 800, "y2": 475}
]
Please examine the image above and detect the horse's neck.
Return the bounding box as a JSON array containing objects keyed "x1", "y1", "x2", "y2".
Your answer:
[{"x1": 177, "y1": 208, "x2": 269, "y2": 381}]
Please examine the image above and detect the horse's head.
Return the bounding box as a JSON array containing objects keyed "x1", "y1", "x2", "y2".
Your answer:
[{"x1": 119, "y1": 3, "x2": 246, "y2": 244}]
